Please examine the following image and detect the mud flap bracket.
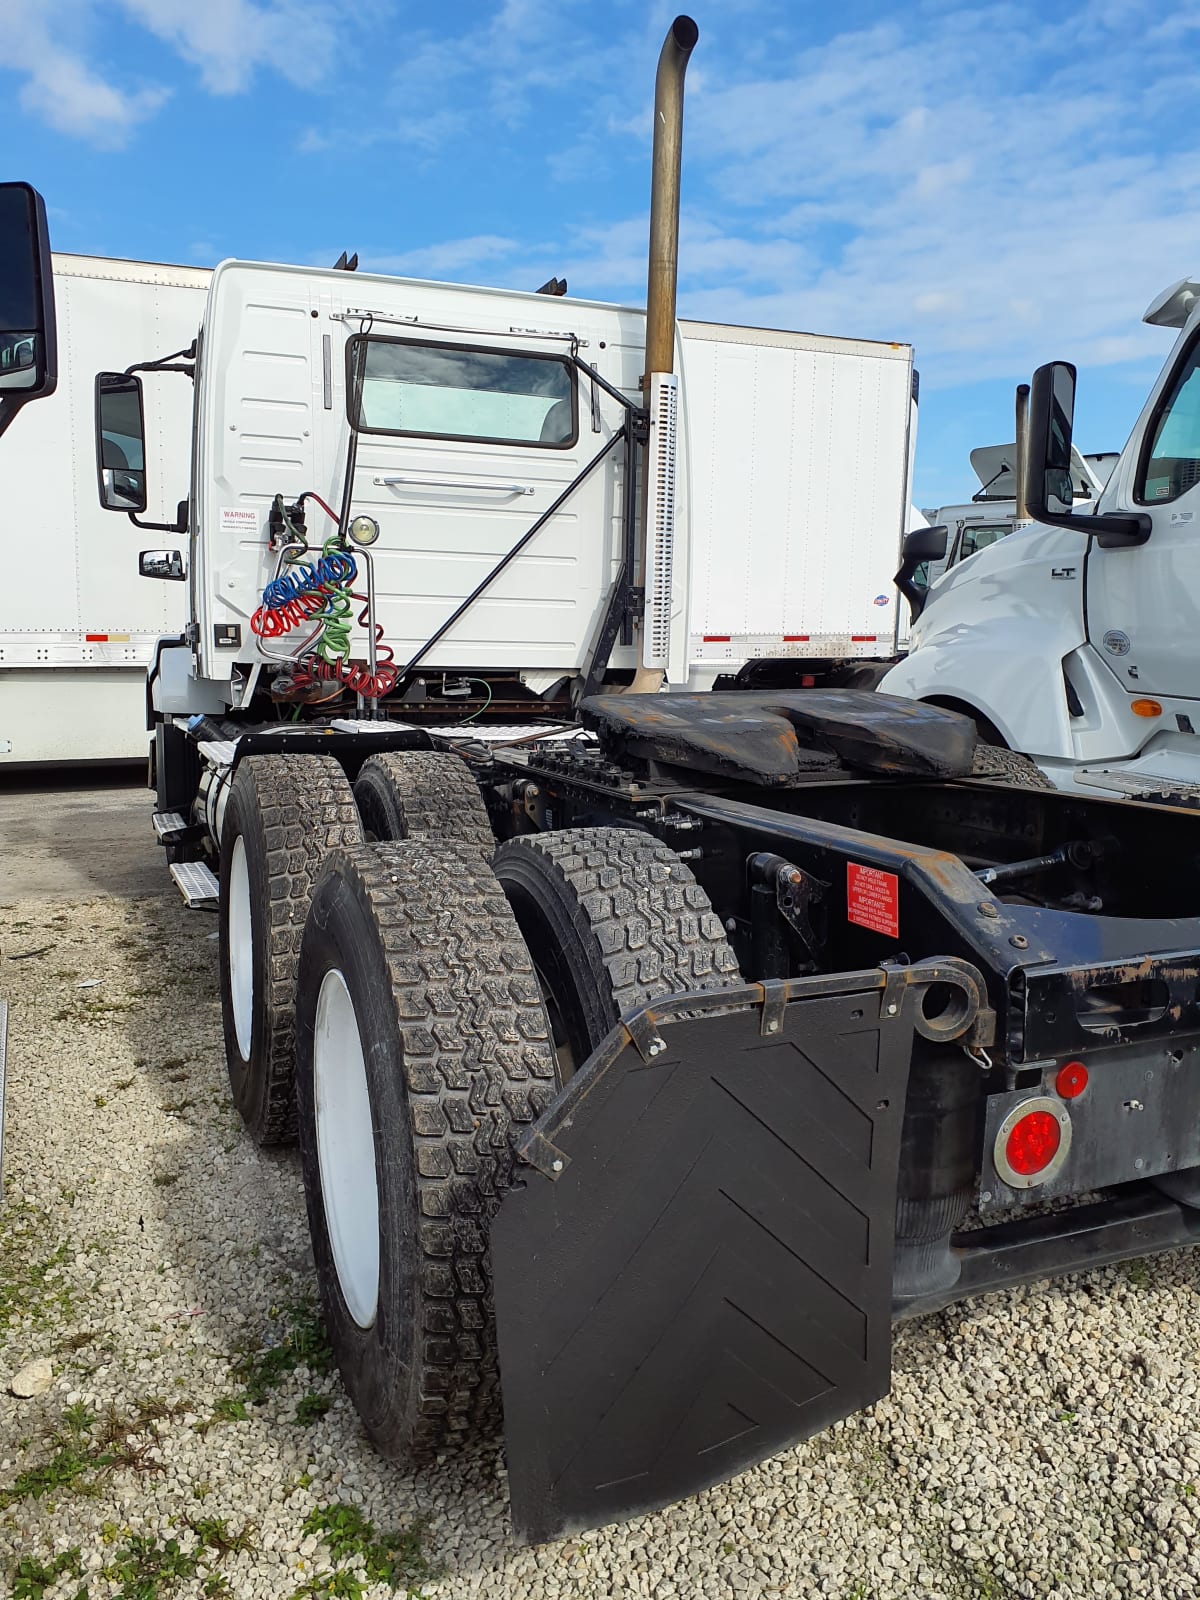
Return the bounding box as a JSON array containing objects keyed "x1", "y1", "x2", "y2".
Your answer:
[{"x1": 491, "y1": 958, "x2": 983, "y2": 1543}]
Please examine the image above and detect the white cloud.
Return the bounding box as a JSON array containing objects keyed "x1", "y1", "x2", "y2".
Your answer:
[
  {"x1": 115, "y1": 0, "x2": 340, "y2": 93},
  {"x1": 0, "y1": 0, "x2": 345, "y2": 144},
  {"x1": 0, "y1": 2, "x2": 167, "y2": 147},
  {"x1": 361, "y1": 235, "x2": 524, "y2": 279}
]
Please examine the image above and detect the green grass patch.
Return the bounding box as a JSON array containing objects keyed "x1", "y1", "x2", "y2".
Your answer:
[
  {"x1": 11, "y1": 1545, "x2": 85, "y2": 1600},
  {"x1": 0, "y1": 1200, "x2": 73, "y2": 1326},
  {"x1": 188, "y1": 1516, "x2": 258, "y2": 1557},
  {"x1": 233, "y1": 1302, "x2": 333, "y2": 1403},
  {"x1": 0, "y1": 1397, "x2": 179, "y2": 1509},
  {"x1": 103, "y1": 1534, "x2": 200, "y2": 1598},
  {"x1": 208, "y1": 1396, "x2": 249, "y2": 1424},
  {"x1": 96, "y1": 1516, "x2": 255, "y2": 1600},
  {"x1": 291, "y1": 1502, "x2": 440, "y2": 1598},
  {"x1": 295, "y1": 1393, "x2": 332, "y2": 1426}
]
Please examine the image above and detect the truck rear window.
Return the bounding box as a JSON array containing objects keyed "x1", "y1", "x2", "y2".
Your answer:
[{"x1": 347, "y1": 335, "x2": 577, "y2": 449}]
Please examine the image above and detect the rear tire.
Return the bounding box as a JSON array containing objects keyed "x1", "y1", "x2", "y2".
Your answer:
[
  {"x1": 218, "y1": 754, "x2": 362, "y2": 1145},
  {"x1": 352, "y1": 751, "x2": 494, "y2": 854},
  {"x1": 294, "y1": 840, "x2": 557, "y2": 1460},
  {"x1": 493, "y1": 827, "x2": 741, "y2": 1078},
  {"x1": 970, "y1": 744, "x2": 1054, "y2": 789}
]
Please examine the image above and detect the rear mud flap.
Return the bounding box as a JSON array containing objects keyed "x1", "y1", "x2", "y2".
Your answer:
[{"x1": 491, "y1": 960, "x2": 985, "y2": 1543}]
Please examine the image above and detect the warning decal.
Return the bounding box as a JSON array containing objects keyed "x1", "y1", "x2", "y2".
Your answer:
[
  {"x1": 220, "y1": 506, "x2": 259, "y2": 537},
  {"x1": 846, "y1": 863, "x2": 899, "y2": 939}
]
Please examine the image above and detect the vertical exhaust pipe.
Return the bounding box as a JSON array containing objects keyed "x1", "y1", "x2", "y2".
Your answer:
[
  {"x1": 644, "y1": 15, "x2": 699, "y2": 387},
  {"x1": 628, "y1": 14, "x2": 698, "y2": 695},
  {"x1": 1013, "y1": 382, "x2": 1031, "y2": 527}
]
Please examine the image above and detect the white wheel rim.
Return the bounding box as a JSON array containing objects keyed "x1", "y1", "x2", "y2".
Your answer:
[
  {"x1": 228, "y1": 835, "x2": 254, "y2": 1060},
  {"x1": 313, "y1": 968, "x2": 380, "y2": 1329}
]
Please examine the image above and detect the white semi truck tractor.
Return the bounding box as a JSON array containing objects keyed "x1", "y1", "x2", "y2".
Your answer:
[
  {"x1": 25, "y1": 23, "x2": 1200, "y2": 1546},
  {"x1": 884, "y1": 285, "x2": 1200, "y2": 804}
]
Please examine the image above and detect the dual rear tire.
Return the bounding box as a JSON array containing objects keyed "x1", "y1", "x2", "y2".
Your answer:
[
  {"x1": 217, "y1": 749, "x2": 740, "y2": 1463},
  {"x1": 292, "y1": 825, "x2": 739, "y2": 1462}
]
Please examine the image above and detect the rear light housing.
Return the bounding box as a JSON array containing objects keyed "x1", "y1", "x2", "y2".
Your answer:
[{"x1": 993, "y1": 1096, "x2": 1072, "y2": 1189}]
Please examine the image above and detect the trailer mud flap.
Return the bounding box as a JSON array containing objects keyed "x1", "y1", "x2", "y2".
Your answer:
[{"x1": 491, "y1": 960, "x2": 986, "y2": 1543}]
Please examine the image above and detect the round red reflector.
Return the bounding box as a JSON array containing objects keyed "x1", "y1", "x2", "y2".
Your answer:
[
  {"x1": 1005, "y1": 1110, "x2": 1061, "y2": 1176},
  {"x1": 1055, "y1": 1060, "x2": 1088, "y2": 1099}
]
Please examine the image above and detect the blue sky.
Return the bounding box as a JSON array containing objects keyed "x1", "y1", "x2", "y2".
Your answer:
[{"x1": 3, "y1": 0, "x2": 1198, "y2": 508}]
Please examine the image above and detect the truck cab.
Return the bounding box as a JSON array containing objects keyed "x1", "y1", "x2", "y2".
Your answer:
[{"x1": 883, "y1": 281, "x2": 1200, "y2": 803}]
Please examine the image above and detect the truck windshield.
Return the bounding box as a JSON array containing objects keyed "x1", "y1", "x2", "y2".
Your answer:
[
  {"x1": 348, "y1": 335, "x2": 577, "y2": 449},
  {"x1": 1140, "y1": 342, "x2": 1200, "y2": 503}
]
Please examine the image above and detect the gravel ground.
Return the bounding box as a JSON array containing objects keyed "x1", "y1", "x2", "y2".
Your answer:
[{"x1": 2, "y1": 886, "x2": 1200, "y2": 1600}]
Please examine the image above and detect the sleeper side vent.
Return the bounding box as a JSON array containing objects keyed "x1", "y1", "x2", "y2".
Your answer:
[{"x1": 643, "y1": 371, "x2": 679, "y2": 671}]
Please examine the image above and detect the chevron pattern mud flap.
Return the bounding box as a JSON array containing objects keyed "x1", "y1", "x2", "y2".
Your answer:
[{"x1": 491, "y1": 968, "x2": 936, "y2": 1544}]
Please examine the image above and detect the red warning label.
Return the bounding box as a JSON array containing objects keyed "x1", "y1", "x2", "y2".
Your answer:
[{"x1": 846, "y1": 863, "x2": 899, "y2": 939}]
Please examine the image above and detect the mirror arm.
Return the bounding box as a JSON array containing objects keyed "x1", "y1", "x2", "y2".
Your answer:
[
  {"x1": 1032, "y1": 506, "x2": 1152, "y2": 547},
  {"x1": 129, "y1": 505, "x2": 188, "y2": 536},
  {"x1": 894, "y1": 558, "x2": 927, "y2": 621},
  {"x1": 125, "y1": 341, "x2": 197, "y2": 381},
  {"x1": 125, "y1": 362, "x2": 194, "y2": 380},
  {"x1": 0, "y1": 396, "x2": 27, "y2": 442}
]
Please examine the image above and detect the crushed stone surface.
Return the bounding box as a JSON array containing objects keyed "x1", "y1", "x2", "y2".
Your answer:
[{"x1": 1, "y1": 886, "x2": 1200, "y2": 1599}]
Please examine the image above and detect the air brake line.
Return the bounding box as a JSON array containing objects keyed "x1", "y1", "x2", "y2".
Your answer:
[{"x1": 249, "y1": 493, "x2": 398, "y2": 700}]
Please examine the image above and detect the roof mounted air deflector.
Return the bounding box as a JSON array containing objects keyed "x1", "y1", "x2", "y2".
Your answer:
[{"x1": 1144, "y1": 278, "x2": 1200, "y2": 329}]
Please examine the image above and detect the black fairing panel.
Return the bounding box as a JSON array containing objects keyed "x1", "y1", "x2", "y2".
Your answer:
[
  {"x1": 491, "y1": 979, "x2": 919, "y2": 1543},
  {"x1": 579, "y1": 690, "x2": 976, "y2": 785}
]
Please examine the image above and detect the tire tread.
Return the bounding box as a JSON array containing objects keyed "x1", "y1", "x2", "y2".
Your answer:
[
  {"x1": 311, "y1": 839, "x2": 555, "y2": 1456},
  {"x1": 222, "y1": 753, "x2": 362, "y2": 1143},
  {"x1": 970, "y1": 744, "x2": 1054, "y2": 790},
  {"x1": 353, "y1": 751, "x2": 494, "y2": 853},
  {"x1": 494, "y1": 827, "x2": 741, "y2": 1022}
]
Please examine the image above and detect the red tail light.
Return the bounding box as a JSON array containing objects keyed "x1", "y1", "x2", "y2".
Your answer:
[
  {"x1": 994, "y1": 1097, "x2": 1072, "y2": 1189},
  {"x1": 1006, "y1": 1111, "x2": 1060, "y2": 1175}
]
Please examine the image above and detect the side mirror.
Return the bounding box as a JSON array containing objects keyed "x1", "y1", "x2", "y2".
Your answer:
[
  {"x1": 1027, "y1": 360, "x2": 1150, "y2": 547},
  {"x1": 900, "y1": 524, "x2": 948, "y2": 564},
  {"x1": 0, "y1": 183, "x2": 57, "y2": 436},
  {"x1": 1027, "y1": 361, "x2": 1077, "y2": 517},
  {"x1": 895, "y1": 525, "x2": 948, "y2": 623},
  {"x1": 96, "y1": 372, "x2": 148, "y2": 512},
  {"x1": 139, "y1": 549, "x2": 186, "y2": 581}
]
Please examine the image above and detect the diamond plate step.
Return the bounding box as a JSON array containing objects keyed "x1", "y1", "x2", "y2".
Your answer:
[
  {"x1": 153, "y1": 810, "x2": 187, "y2": 839},
  {"x1": 1075, "y1": 768, "x2": 1200, "y2": 806},
  {"x1": 169, "y1": 861, "x2": 219, "y2": 907}
]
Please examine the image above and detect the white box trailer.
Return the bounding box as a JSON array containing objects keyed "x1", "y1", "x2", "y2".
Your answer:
[
  {"x1": 0, "y1": 253, "x2": 209, "y2": 765},
  {"x1": 677, "y1": 320, "x2": 913, "y2": 679}
]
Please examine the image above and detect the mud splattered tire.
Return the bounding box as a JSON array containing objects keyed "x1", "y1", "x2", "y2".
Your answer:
[
  {"x1": 352, "y1": 751, "x2": 494, "y2": 854},
  {"x1": 970, "y1": 744, "x2": 1055, "y2": 790},
  {"x1": 218, "y1": 753, "x2": 362, "y2": 1145},
  {"x1": 294, "y1": 840, "x2": 557, "y2": 1460},
  {"x1": 492, "y1": 827, "x2": 742, "y2": 1078}
]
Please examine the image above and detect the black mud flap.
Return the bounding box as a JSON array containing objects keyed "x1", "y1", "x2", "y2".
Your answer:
[{"x1": 491, "y1": 960, "x2": 985, "y2": 1543}]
